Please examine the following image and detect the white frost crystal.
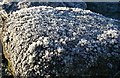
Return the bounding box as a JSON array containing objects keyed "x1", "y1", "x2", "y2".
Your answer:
[
  {"x1": 3, "y1": 36, "x2": 8, "y2": 42},
  {"x1": 28, "y1": 55, "x2": 33, "y2": 64},
  {"x1": 28, "y1": 42, "x2": 37, "y2": 52},
  {"x1": 104, "y1": 29, "x2": 119, "y2": 38},
  {"x1": 97, "y1": 29, "x2": 119, "y2": 41},
  {"x1": 0, "y1": 9, "x2": 8, "y2": 20},
  {"x1": 57, "y1": 47, "x2": 64, "y2": 52},
  {"x1": 43, "y1": 37, "x2": 49, "y2": 45},
  {"x1": 78, "y1": 39, "x2": 88, "y2": 46},
  {"x1": 17, "y1": 1, "x2": 30, "y2": 9},
  {"x1": 2, "y1": 6, "x2": 120, "y2": 77}
]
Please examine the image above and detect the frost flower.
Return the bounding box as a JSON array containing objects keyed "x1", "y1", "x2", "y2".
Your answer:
[
  {"x1": 97, "y1": 29, "x2": 119, "y2": 41},
  {"x1": 78, "y1": 39, "x2": 88, "y2": 46},
  {"x1": 104, "y1": 29, "x2": 119, "y2": 38}
]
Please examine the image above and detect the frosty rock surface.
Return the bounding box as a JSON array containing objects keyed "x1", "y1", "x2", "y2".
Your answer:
[
  {"x1": 2, "y1": 2, "x2": 87, "y2": 13},
  {"x1": 2, "y1": 6, "x2": 120, "y2": 77}
]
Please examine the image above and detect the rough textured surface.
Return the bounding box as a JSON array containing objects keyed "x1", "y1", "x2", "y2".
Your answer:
[
  {"x1": 0, "y1": 15, "x2": 3, "y2": 34},
  {"x1": 2, "y1": 2, "x2": 87, "y2": 13},
  {"x1": 2, "y1": 6, "x2": 120, "y2": 77},
  {"x1": 86, "y1": 2, "x2": 120, "y2": 20},
  {"x1": 0, "y1": 40, "x2": 2, "y2": 77}
]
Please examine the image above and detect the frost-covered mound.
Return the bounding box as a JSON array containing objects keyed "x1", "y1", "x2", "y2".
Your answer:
[
  {"x1": 2, "y1": 2, "x2": 87, "y2": 13},
  {"x1": 2, "y1": 6, "x2": 120, "y2": 77}
]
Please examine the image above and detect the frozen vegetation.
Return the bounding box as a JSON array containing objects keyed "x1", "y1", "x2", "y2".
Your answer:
[{"x1": 1, "y1": 5, "x2": 120, "y2": 77}]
